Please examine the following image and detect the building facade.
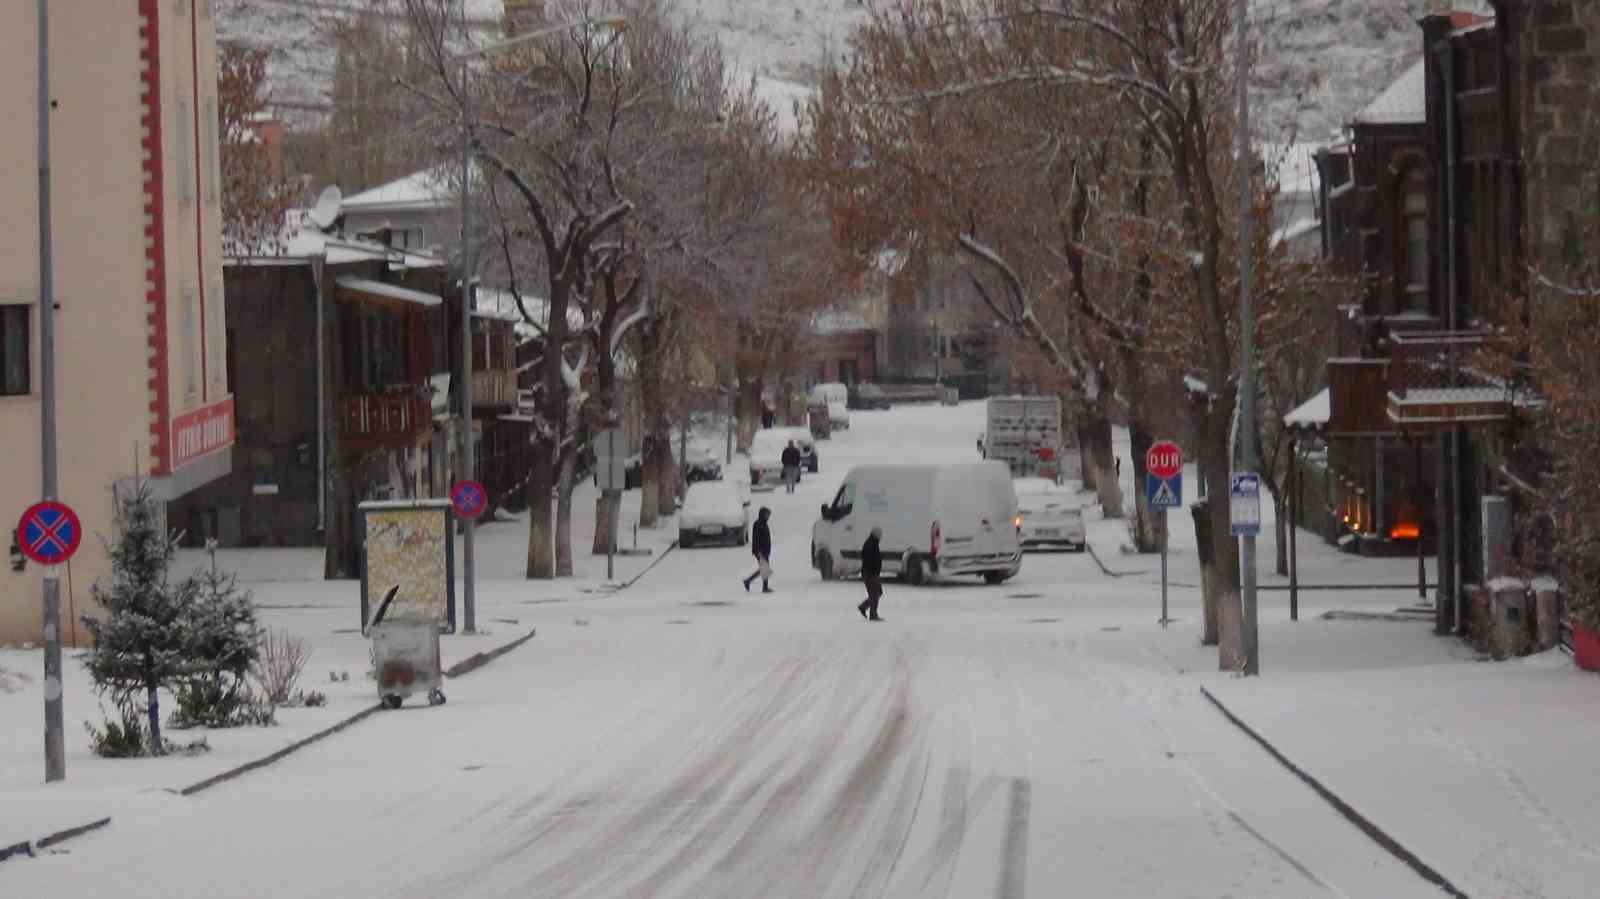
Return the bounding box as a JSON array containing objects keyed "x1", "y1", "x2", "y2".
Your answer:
[{"x1": 1, "y1": 0, "x2": 232, "y2": 644}]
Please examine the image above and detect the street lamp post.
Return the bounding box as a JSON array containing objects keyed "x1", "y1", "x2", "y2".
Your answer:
[
  {"x1": 1235, "y1": 0, "x2": 1260, "y2": 676},
  {"x1": 449, "y1": 16, "x2": 625, "y2": 633}
]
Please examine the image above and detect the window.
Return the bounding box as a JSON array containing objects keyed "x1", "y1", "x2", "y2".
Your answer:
[
  {"x1": 182, "y1": 284, "x2": 198, "y2": 398},
  {"x1": 392, "y1": 228, "x2": 426, "y2": 250},
  {"x1": 177, "y1": 98, "x2": 193, "y2": 206},
  {"x1": 1401, "y1": 168, "x2": 1428, "y2": 311},
  {"x1": 203, "y1": 98, "x2": 219, "y2": 204},
  {"x1": 1, "y1": 305, "x2": 29, "y2": 396}
]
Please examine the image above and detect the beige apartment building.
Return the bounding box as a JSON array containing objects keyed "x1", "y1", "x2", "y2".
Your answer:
[{"x1": 1, "y1": 0, "x2": 232, "y2": 644}]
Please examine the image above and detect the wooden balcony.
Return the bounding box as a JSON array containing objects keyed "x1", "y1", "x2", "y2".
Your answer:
[
  {"x1": 473, "y1": 369, "x2": 519, "y2": 411},
  {"x1": 1326, "y1": 358, "x2": 1394, "y2": 435},
  {"x1": 345, "y1": 390, "x2": 431, "y2": 450},
  {"x1": 1385, "y1": 331, "x2": 1513, "y2": 430}
]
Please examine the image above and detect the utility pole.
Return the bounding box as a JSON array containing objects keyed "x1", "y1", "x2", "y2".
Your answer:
[
  {"x1": 37, "y1": 0, "x2": 65, "y2": 782},
  {"x1": 457, "y1": 57, "x2": 477, "y2": 635},
  {"x1": 1235, "y1": 0, "x2": 1260, "y2": 676}
]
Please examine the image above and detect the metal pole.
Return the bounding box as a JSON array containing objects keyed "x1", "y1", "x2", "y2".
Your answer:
[
  {"x1": 459, "y1": 58, "x2": 476, "y2": 634},
  {"x1": 1235, "y1": 0, "x2": 1259, "y2": 675},
  {"x1": 725, "y1": 387, "x2": 733, "y2": 465},
  {"x1": 605, "y1": 489, "x2": 615, "y2": 581},
  {"x1": 1289, "y1": 438, "x2": 1299, "y2": 622},
  {"x1": 1160, "y1": 509, "x2": 1169, "y2": 626},
  {"x1": 1416, "y1": 438, "x2": 1426, "y2": 599},
  {"x1": 37, "y1": 0, "x2": 64, "y2": 783}
]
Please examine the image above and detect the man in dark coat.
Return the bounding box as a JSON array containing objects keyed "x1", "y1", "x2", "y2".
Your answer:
[
  {"x1": 743, "y1": 507, "x2": 774, "y2": 593},
  {"x1": 781, "y1": 440, "x2": 802, "y2": 493},
  {"x1": 857, "y1": 526, "x2": 884, "y2": 621}
]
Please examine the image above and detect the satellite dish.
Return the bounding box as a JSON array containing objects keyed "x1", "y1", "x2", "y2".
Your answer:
[{"x1": 308, "y1": 185, "x2": 343, "y2": 231}]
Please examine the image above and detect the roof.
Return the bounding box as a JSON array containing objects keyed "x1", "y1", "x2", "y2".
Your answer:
[
  {"x1": 812, "y1": 308, "x2": 873, "y2": 335},
  {"x1": 341, "y1": 167, "x2": 462, "y2": 214},
  {"x1": 334, "y1": 276, "x2": 443, "y2": 308},
  {"x1": 1354, "y1": 59, "x2": 1425, "y2": 126},
  {"x1": 1264, "y1": 142, "x2": 1323, "y2": 197},
  {"x1": 1272, "y1": 217, "x2": 1321, "y2": 247},
  {"x1": 228, "y1": 209, "x2": 447, "y2": 269},
  {"x1": 1284, "y1": 388, "x2": 1330, "y2": 429}
]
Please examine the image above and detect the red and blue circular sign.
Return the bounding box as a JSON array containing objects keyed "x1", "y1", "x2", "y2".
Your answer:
[
  {"x1": 449, "y1": 480, "x2": 487, "y2": 520},
  {"x1": 16, "y1": 501, "x2": 82, "y2": 566}
]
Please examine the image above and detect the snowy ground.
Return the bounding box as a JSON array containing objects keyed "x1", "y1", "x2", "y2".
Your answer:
[{"x1": 3, "y1": 402, "x2": 1596, "y2": 898}]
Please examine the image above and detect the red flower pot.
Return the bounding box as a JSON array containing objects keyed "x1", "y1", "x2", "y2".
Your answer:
[{"x1": 1573, "y1": 620, "x2": 1600, "y2": 672}]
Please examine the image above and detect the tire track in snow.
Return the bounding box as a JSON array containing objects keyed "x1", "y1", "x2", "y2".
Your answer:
[{"x1": 996, "y1": 777, "x2": 1032, "y2": 899}]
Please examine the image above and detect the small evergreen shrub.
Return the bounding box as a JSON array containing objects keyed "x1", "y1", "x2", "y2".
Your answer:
[{"x1": 86, "y1": 701, "x2": 149, "y2": 758}]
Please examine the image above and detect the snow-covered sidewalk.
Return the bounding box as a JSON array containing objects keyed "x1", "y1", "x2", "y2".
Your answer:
[{"x1": 0, "y1": 477, "x2": 680, "y2": 850}]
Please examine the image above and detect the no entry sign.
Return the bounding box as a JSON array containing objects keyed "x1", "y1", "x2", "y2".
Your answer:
[
  {"x1": 16, "y1": 501, "x2": 82, "y2": 566},
  {"x1": 449, "y1": 481, "x2": 488, "y2": 520}
]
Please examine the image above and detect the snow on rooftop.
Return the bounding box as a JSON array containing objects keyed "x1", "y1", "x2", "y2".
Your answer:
[
  {"x1": 1354, "y1": 58, "x2": 1425, "y2": 126},
  {"x1": 1283, "y1": 387, "x2": 1330, "y2": 428},
  {"x1": 341, "y1": 167, "x2": 457, "y2": 213}
]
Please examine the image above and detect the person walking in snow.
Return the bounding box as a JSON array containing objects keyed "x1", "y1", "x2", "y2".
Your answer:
[
  {"x1": 743, "y1": 507, "x2": 774, "y2": 593},
  {"x1": 857, "y1": 526, "x2": 884, "y2": 621},
  {"x1": 781, "y1": 440, "x2": 802, "y2": 493}
]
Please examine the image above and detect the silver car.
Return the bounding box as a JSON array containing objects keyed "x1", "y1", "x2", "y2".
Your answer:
[{"x1": 1017, "y1": 503, "x2": 1087, "y2": 552}]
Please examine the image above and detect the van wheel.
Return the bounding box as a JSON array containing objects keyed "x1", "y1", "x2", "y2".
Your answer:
[
  {"x1": 905, "y1": 556, "x2": 926, "y2": 586},
  {"x1": 817, "y1": 550, "x2": 835, "y2": 581},
  {"x1": 983, "y1": 571, "x2": 1010, "y2": 585},
  {"x1": 679, "y1": 532, "x2": 694, "y2": 549}
]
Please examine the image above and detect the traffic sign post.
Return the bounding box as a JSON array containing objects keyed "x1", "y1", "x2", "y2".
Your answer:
[
  {"x1": 18, "y1": 500, "x2": 78, "y2": 785},
  {"x1": 17, "y1": 501, "x2": 82, "y2": 567},
  {"x1": 1145, "y1": 441, "x2": 1183, "y2": 626},
  {"x1": 448, "y1": 480, "x2": 485, "y2": 634}
]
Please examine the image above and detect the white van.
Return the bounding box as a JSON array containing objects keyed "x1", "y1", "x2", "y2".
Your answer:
[
  {"x1": 810, "y1": 382, "x2": 850, "y2": 430},
  {"x1": 811, "y1": 463, "x2": 1023, "y2": 585}
]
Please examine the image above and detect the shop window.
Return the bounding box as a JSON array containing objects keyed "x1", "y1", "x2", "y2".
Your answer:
[{"x1": 0, "y1": 305, "x2": 30, "y2": 396}]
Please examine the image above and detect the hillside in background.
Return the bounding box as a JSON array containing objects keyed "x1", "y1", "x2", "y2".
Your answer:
[{"x1": 219, "y1": 0, "x2": 1485, "y2": 148}]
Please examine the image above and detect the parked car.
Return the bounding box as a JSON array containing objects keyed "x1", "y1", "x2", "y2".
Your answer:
[
  {"x1": 684, "y1": 448, "x2": 723, "y2": 483},
  {"x1": 811, "y1": 382, "x2": 851, "y2": 430},
  {"x1": 678, "y1": 481, "x2": 750, "y2": 548},
  {"x1": 748, "y1": 428, "x2": 818, "y2": 487},
  {"x1": 849, "y1": 383, "x2": 893, "y2": 411},
  {"x1": 811, "y1": 462, "x2": 1022, "y2": 585},
  {"x1": 1017, "y1": 502, "x2": 1087, "y2": 552}
]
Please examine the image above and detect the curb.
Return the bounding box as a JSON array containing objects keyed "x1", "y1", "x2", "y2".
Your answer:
[
  {"x1": 181, "y1": 626, "x2": 538, "y2": 798},
  {"x1": 619, "y1": 541, "x2": 677, "y2": 590},
  {"x1": 0, "y1": 817, "x2": 112, "y2": 864},
  {"x1": 1200, "y1": 686, "x2": 1471, "y2": 899},
  {"x1": 1086, "y1": 543, "x2": 1132, "y2": 579}
]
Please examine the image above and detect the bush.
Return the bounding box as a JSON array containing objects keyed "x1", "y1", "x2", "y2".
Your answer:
[
  {"x1": 86, "y1": 701, "x2": 149, "y2": 758},
  {"x1": 170, "y1": 680, "x2": 276, "y2": 729},
  {"x1": 253, "y1": 629, "x2": 310, "y2": 705},
  {"x1": 295, "y1": 689, "x2": 328, "y2": 708}
]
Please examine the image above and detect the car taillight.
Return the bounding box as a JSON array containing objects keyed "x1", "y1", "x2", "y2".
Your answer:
[
  {"x1": 1013, "y1": 515, "x2": 1022, "y2": 533},
  {"x1": 930, "y1": 521, "x2": 941, "y2": 559}
]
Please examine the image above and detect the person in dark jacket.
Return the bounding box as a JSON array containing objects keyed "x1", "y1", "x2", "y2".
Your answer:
[
  {"x1": 857, "y1": 526, "x2": 884, "y2": 621},
  {"x1": 743, "y1": 507, "x2": 774, "y2": 593},
  {"x1": 781, "y1": 441, "x2": 802, "y2": 493}
]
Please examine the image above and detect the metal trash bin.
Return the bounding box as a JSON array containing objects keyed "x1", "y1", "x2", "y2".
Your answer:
[{"x1": 368, "y1": 586, "x2": 446, "y2": 710}]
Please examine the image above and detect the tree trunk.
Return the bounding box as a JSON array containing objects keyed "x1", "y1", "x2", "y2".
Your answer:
[
  {"x1": 321, "y1": 292, "x2": 358, "y2": 579},
  {"x1": 637, "y1": 323, "x2": 664, "y2": 529},
  {"x1": 640, "y1": 435, "x2": 661, "y2": 527},
  {"x1": 656, "y1": 429, "x2": 678, "y2": 514},
  {"x1": 737, "y1": 376, "x2": 763, "y2": 451},
  {"x1": 1199, "y1": 420, "x2": 1244, "y2": 670},
  {"x1": 526, "y1": 440, "x2": 556, "y2": 578},
  {"x1": 146, "y1": 684, "x2": 163, "y2": 756},
  {"x1": 592, "y1": 493, "x2": 617, "y2": 555},
  {"x1": 555, "y1": 449, "x2": 577, "y2": 577},
  {"x1": 1191, "y1": 499, "x2": 1219, "y2": 646},
  {"x1": 1127, "y1": 423, "x2": 1164, "y2": 553},
  {"x1": 1085, "y1": 410, "x2": 1123, "y2": 518},
  {"x1": 1077, "y1": 419, "x2": 1098, "y2": 493}
]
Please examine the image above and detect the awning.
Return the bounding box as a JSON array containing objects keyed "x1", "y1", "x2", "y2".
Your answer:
[
  {"x1": 1283, "y1": 387, "x2": 1330, "y2": 429},
  {"x1": 335, "y1": 276, "x2": 442, "y2": 308}
]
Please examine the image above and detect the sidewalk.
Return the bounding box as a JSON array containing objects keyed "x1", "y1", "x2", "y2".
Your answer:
[
  {"x1": 1063, "y1": 434, "x2": 1600, "y2": 898},
  {"x1": 0, "y1": 478, "x2": 679, "y2": 850}
]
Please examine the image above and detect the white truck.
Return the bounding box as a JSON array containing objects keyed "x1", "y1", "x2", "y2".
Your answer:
[{"x1": 984, "y1": 396, "x2": 1064, "y2": 482}]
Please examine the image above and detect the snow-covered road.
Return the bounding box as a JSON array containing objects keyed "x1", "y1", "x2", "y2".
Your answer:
[{"x1": 3, "y1": 405, "x2": 1442, "y2": 898}]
